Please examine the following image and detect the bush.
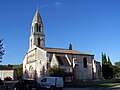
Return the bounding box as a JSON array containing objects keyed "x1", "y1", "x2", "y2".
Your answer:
[{"x1": 4, "y1": 77, "x2": 12, "y2": 81}]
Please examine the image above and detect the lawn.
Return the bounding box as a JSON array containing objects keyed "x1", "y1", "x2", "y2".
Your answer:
[
  {"x1": 93, "y1": 82, "x2": 120, "y2": 89},
  {"x1": 65, "y1": 79, "x2": 120, "y2": 89}
]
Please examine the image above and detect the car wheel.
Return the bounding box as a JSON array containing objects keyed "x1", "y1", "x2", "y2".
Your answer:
[
  {"x1": 59, "y1": 87, "x2": 62, "y2": 90},
  {"x1": 14, "y1": 87, "x2": 19, "y2": 90},
  {"x1": 50, "y1": 86, "x2": 55, "y2": 90},
  {"x1": 36, "y1": 88, "x2": 40, "y2": 90}
]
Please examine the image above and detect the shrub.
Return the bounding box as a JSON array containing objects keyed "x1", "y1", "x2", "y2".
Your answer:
[{"x1": 4, "y1": 77, "x2": 12, "y2": 81}]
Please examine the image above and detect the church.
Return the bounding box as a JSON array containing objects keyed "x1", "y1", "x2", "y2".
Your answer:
[{"x1": 23, "y1": 10, "x2": 101, "y2": 82}]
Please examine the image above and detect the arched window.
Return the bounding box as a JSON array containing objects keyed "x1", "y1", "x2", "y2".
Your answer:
[
  {"x1": 31, "y1": 39, "x2": 32, "y2": 48},
  {"x1": 83, "y1": 57, "x2": 87, "y2": 68},
  {"x1": 38, "y1": 25, "x2": 41, "y2": 32},
  {"x1": 29, "y1": 66, "x2": 35, "y2": 79},
  {"x1": 38, "y1": 38, "x2": 40, "y2": 46},
  {"x1": 35, "y1": 23, "x2": 38, "y2": 32}
]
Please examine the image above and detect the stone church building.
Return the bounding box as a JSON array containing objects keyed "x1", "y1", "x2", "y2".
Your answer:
[{"x1": 23, "y1": 10, "x2": 101, "y2": 82}]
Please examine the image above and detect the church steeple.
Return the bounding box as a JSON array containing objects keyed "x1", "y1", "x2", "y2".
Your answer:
[
  {"x1": 32, "y1": 10, "x2": 42, "y2": 23},
  {"x1": 30, "y1": 10, "x2": 45, "y2": 49}
]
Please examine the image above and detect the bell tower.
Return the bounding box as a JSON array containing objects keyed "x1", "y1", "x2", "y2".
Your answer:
[{"x1": 30, "y1": 10, "x2": 45, "y2": 49}]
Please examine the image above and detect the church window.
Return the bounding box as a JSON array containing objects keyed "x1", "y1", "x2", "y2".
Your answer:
[
  {"x1": 83, "y1": 57, "x2": 87, "y2": 68},
  {"x1": 29, "y1": 66, "x2": 35, "y2": 78},
  {"x1": 38, "y1": 25, "x2": 41, "y2": 32},
  {"x1": 39, "y1": 60, "x2": 41, "y2": 64},
  {"x1": 35, "y1": 23, "x2": 38, "y2": 32},
  {"x1": 38, "y1": 38, "x2": 40, "y2": 46},
  {"x1": 31, "y1": 39, "x2": 32, "y2": 48}
]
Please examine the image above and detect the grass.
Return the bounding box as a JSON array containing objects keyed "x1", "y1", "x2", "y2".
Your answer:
[
  {"x1": 93, "y1": 82, "x2": 120, "y2": 89},
  {"x1": 65, "y1": 82, "x2": 120, "y2": 89}
]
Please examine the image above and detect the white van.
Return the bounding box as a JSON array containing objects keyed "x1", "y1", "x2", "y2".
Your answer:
[{"x1": 40, "y1": 77, "x2": 64, "y2": 90}]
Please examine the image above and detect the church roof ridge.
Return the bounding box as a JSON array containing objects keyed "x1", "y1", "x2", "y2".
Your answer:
[
  {"x1": 45, "y1": 47, "x2": 69, "y2": 50},
  {"x1": 44, "y1": 47, "x2": 94, "y2": 56}
]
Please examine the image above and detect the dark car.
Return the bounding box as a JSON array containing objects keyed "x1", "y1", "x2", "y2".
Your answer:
[
  {"x1": 14, "y1": 79, "x2": 40, "y2": 90},
  {"x1": 0, "y1": 79, "x2": 3, "y2": 85},
  {"x1": 0, "y1": 79, "x2": 5, "y2": 89}
]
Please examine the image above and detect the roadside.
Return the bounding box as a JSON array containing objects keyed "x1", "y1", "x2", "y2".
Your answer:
[
  {"x1": 1, "y1": 79, "x2": 120, "y2": 90},
  {"x1": 100, "y1": 85, "x2": 120, "y2": 90},
  {"x1": 65, "y1": 79, "x2": 120, "y2": 89}
]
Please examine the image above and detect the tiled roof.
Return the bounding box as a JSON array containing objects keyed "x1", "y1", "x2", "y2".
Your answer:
[
  {"x1": 56, "y1": 56, "x2": 70, "y2": 66},
  {"x1": 44, "y1": 47, "x2": 94, "y2": 56},
  {"x1": 94, "y1": 60, "x2": 100, "y2": 63},
  {"x1": 0, "y1": 66, "x2": 14, "y2": 70}
]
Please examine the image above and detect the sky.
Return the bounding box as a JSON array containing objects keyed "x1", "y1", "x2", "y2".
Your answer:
[{"x1": 0, "y1": 0, "x2": 120, "y2": 65}]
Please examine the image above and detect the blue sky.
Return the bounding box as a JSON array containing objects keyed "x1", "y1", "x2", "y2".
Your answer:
[{"x1": 0, "y1": 0, "x2": 120, "y2": 65}]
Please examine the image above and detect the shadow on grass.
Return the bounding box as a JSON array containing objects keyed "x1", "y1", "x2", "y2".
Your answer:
[
  {"x1": 65, "y1": 79, "x2": 120, "y2": 89},
  {"x1": 93, "y1": 83, "x2": 120, "y2": 89}
]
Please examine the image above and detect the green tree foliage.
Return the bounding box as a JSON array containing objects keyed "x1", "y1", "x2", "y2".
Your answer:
[
  {"x1": 0, "y1": 39, "x2": 5, "y2": 60},
  {"x1": 8, "y1": 64, "x2": 14, "y2": 68},
  {"x1": 102, "y1": 53, "x2": 107, "y2": 79},
  {"x1": 114, "y1": 62, "x2": 120, "y2": 68},
  {"x1": 113, "y1": 61, "x2": 120, "y2": 78},
  {"x1": 102, "y1": 53, "x2": 113, "y2": 79},
  {"x1": 107, "y1": 56, "x2": 112, "y2": 67},
  {"x1": 13, "y1": 64, "x2": 23, "y2": 79},
  {"x1": 47, "y1": 65, "x2": 66, "y2": 77},
  {"x1": 102, "y1": 53, "x2": 107, "y2": 65}
]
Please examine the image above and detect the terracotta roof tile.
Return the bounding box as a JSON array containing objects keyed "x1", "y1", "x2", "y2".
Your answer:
[
  {"x1": 44, "y1": 48, "x2": 94, "y2": 56},
  {"x1": 0, "y1": 66, "x2": 13, "y2": 70}
]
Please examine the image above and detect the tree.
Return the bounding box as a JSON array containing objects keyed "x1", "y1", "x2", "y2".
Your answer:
[
  {"x1": 107, "y1": 56, "x2": 112, "y2": 67},
  {"x1": 8, "y1": 64, "x2": 14, "y2": 68},
  {"x1": 0, "y1": 39, "x2": 5, "y2": 60},
  {"x1": 102, "y1": 53, "x2": 108, "y2": 79},
  {"x1": 46, "y1": 65, "x2": 66, "y2": 77},
  {"x1": 114, "y1": 61, "x2": 120, "y2": 68},
  {"x1": 13, "y1": 64, "x2": 23, "y2": 79},
  {"x1": 102, "y1": 53, "x2": 113, "y2": 79},
  {"x1": 112, "y1": 65, "x2": 120, "y2": 78},
  {"x1": 102, "y1": 53, "x2": 107, "y2": 65},
  {"x1": 113, "y1": 61, "x2": 120, "y2": 78}
]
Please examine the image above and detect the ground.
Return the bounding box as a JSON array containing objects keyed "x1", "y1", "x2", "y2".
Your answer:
[{"x1": 1, "y1": 79, "x2": 120, "y2": 90}]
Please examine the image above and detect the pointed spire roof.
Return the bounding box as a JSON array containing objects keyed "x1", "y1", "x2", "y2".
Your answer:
[
  {"x1": 32, "y1": 10, "x2": 42, "y2": 23},
  {"x1": 69, "y1": 43, "x2": 72, "y2": 50}
]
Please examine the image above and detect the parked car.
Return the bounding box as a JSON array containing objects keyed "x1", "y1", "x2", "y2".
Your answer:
[
  {"x1": 0, "y1": 79, "x2": 3, "y2": 85},
  {"x1": 14, "y1": 79, "x2": 40, "y2": 90},
  {"x1": 40, "y1": 77, "x2": 64, "y2": 90},
  {"x1": 0, "y1": 79, "x2": 5, "y2": 89}
]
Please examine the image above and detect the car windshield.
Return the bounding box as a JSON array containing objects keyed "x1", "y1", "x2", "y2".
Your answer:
[
  {"x1": 41, "y1": 78, "x2": 47, "y2": 82},
  {"x1": 26, "y1": 80, "x2": 35, "y2": 83},
  {"x1": 18, "y1": 79, "x2": 37, "y2": 84}
]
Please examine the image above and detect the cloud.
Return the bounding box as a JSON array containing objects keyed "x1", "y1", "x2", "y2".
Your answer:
[
  {"x1": 41, "y1": 4, "x2": 49, "y2": 9},
  {"x1": 40, "y1": 1, "x2": 63, "y2": 9},
  {"x1": 3, "y1": 45, "x2": 6, "y2": 48},
  {"x1": 55, "y1": 2, "x2": 62, "y2": 6}
]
